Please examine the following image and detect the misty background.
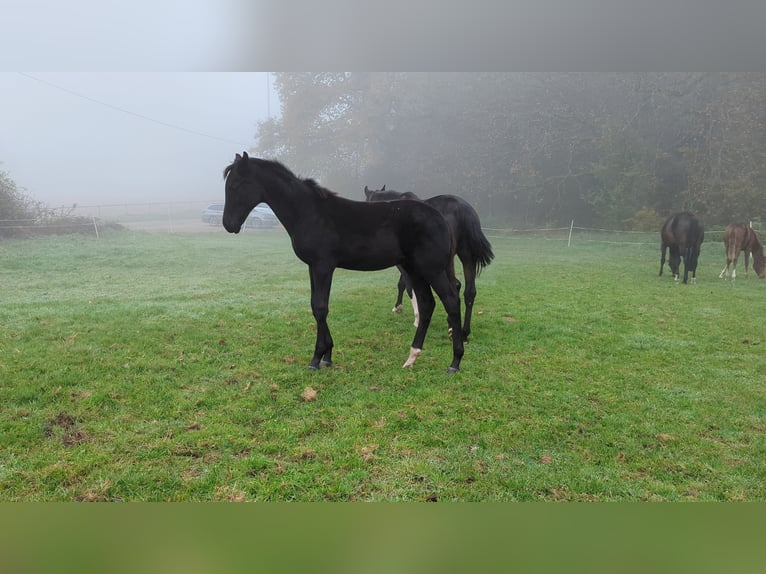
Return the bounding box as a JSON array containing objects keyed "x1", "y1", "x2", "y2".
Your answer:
[
  {"x1": 1, "y1": 73, "x2": 276, "y2": 206},
  {"x1": 254, "y1": 73, "x2": 766, "y2": 230},
  {"x1": 3, "y1": 73, "x2": 766, "y2": 235}
]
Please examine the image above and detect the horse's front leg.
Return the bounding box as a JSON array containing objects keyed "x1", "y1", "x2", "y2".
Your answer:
[
  {"x1": 744, "y1": 250, "x2": 750, "y2": 277},
  {"x1": 308, "y1": 266, "x2": 334, "y2": 370}
]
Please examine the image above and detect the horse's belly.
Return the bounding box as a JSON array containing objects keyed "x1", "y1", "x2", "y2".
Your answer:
[
  {"x1": 336, "y1": 239, "x2": 401, "y2": 271},
  {"x1": 337, "y1": 254, "x2": 400, "y2": 272}
]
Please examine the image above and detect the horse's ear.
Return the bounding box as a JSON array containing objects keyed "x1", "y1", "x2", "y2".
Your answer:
[
  {"x1": 381, "y1": 185, "x2": 386, "y2": 191},
  {"x1": 236, "y1": 152, "x2": 250, "y2": 174},
  {"x1": 235, "y1": 153, "x2": 242, "y2": 161},
  {"x1": 364, "y1": 186, "x2": 372, "y2": 198}
]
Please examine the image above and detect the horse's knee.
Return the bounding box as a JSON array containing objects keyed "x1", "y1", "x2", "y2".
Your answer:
[{"x1": 311, "y1": 302, "x2": 329, "y2": 320}]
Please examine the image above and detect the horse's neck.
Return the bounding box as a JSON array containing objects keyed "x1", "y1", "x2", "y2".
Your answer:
[{"x1": 262, "y1": 178, "x2": 319, "y2": 233}]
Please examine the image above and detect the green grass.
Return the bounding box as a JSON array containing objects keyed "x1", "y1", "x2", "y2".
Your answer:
[{"x1": 1, "y1": 230, "x2": 765, "y2": 501}]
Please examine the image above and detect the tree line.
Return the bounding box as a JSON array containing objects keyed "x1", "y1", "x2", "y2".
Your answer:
[{"x1": 254, "y1": 73, "x2": 766, "y2": 230}]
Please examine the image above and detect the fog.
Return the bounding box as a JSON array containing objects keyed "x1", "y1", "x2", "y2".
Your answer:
[{"x1": 0, "y1": 73, "x2": 276, "y2": 207}]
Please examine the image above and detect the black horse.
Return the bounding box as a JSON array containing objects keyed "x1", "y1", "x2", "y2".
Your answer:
[
  {"x1": 223, "y1": 153, "x2": 464, "y2": 373},
  {"x1": 364, "y1": 186, "x2": 494, "y2": 341},
  {"x1": 659, "y1": 212, "x2": 705, "y2": 284}
]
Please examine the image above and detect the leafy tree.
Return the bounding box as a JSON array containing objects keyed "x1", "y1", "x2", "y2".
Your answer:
[{"x1": 254, "y1": 73, "x2": 766, "y2": 229}]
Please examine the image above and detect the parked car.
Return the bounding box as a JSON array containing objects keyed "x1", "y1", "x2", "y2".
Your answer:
[
  {"x1": 244, "y1": 204, "x2": 279, "y2": 228},
  {"x1": 201, "y1": 203, "x2": 225, "y2": 225},
  {"x1": 202, "y1": 203, "x2": 279, "y2": 228}
]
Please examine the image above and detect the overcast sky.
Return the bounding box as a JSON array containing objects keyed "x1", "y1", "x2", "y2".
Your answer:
[{"x1": 0, "y1": 73, "x2": 276, "y2": 206}]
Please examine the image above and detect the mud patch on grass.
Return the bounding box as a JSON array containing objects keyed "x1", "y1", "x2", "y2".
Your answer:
[{"x1": 45, "y1": 412, "x2": 91, "y2": 446}]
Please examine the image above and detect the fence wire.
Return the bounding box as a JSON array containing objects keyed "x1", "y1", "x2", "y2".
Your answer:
[{"x1": 0, "y1": 202, "x2": 752, "y2": 244}]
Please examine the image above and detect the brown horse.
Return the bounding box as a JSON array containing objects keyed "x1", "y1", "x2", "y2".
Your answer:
[
  {"x1": 719, "y1": 223, "x2": 765, "y2": 280},
  {"x1": 659, "y1": 212, "x2": 705, "y2": 284}
]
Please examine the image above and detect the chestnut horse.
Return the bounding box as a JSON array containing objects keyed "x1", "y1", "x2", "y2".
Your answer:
[{"x1": 719, "y1": 223, "x2": 765, "y2": 280}]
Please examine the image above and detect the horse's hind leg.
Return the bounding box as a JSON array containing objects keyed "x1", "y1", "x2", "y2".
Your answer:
[
  {"x1": 682, "y1": 249, "x2": 692, "y2": 284},
  {"x1": 659, "y1": 244, "x2": 667, "y2": 276},
  {"x1": 687, "y1": 246, "x2": 702, "y2": 284},
  {"x1": 729, "y1": 248, "x2": 741, "y2": 281},
  {"x1": 669, "y1": 247, "x2": 681, "y2": 281},
  {"x1": 719, "y1": 260, "x2": 731, "y2": 279},
  {"x1": 402, "y1": 275, "x2": 435, "y2": 368},
  {"x1": 429, "y1": 271, "x2": 464, "y2": 373},
  {"x1": 459, "y1": 256, "x2": 475, "y2": 342}
]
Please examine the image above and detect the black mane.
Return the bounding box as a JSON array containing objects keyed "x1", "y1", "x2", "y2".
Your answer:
[
  {"x1": 302, "y1": 177, "x2": 337, "y2": 199},
  {"x1": 223, "y1": 156, "x2": 336, "y2": 199}
]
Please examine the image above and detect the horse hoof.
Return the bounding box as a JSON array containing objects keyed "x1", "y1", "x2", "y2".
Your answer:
[
  {"x1": 320, "y1": 359, "x2": 333, "y2": 369},
  {"x1": 308, "y1": 365, "x2": 320, "y2": 371},
  {"x1": 402, "y1": 347, "x2": 422, "y2": 368},
  {"x1": 447, "y1": 367, "x2": 459, "y2": 375},
  {"x1": 392, "y1": 305, "x2": 402, "y2": 313}
]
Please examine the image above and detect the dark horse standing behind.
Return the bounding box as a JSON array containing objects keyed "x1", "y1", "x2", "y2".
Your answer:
[
  {"x1": 363, "y1": 186, "x2": 494, "y2": 342},
  {"x1": 719, "y1": 223, "x2": 765, "y2": 280},
  {"x1": 659, "y1": 212, "x2": 705, "y2": 284},
  {"x1": 223, "y1": 153, "x2": 464, "y2": 373}
]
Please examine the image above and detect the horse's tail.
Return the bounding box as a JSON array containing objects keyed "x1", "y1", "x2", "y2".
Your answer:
[
  {"x1": 462, "y1": 207, "x2": 494, "y2": 275},
  {"x1": 726, "y1": 229, "x2": 736, "y2": 262}
]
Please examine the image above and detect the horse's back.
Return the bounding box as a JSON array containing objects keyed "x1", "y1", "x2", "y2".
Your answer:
[
  {"x1": 725, "y1": 223, "x2": 760, "y2": 252},
  {"x1": 325, "y1": 197, "x2": 450, "y2": 271},
  {"x1": 662, "y1": 212, "x2": 703, "y2": 248}
]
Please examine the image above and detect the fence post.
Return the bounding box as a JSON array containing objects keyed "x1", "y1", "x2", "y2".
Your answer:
[
  {"x1": 92, "y1": 216, "x2": 100, "y2": 239},
  {"x1": 567, "y1": 219, "x2": 574, "y2": 247}
]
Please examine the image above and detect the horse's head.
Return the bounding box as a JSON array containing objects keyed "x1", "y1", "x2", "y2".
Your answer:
[
  {"x1": 754, "y1": 258, "x2": 766, "y2": 279},
  {"x1": 363, "y1": 186, "x2": 419, "y2": 202},
  {"x1": 363, "y1": 185, "x2": 385, "y2": 201},
  {"x1": 222, "y1": 151, "x2": 262, "y2": 233}
]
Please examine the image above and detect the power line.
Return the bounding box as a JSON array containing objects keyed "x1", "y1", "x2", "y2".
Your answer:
[{"x1": 17, "y1": 72, "x2": 252, "y2": 148}]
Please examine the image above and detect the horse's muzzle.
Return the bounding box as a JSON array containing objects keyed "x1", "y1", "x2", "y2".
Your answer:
[{"x1": 222, "y1": 217, "x2": 241, "y2": 234}]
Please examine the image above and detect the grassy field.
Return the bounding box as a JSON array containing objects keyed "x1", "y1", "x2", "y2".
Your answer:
[{"x1": 1, "y1": 229, "x2": 765, "y2": 501}]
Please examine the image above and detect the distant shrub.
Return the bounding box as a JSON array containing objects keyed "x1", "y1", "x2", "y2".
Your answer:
[
  {"x1": 630, "y1": 207, "x2": 664, "y2": 232},
  {"x1": 1, "y1": 169, "x2": 122, "y2": 238}
]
